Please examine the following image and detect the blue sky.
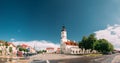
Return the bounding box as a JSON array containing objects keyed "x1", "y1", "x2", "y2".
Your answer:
[{"x1": 0, "y1": 0, "x2": 120, "y2": 43}]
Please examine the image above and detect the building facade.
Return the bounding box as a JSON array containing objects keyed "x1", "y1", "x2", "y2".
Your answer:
[
  {"x1": 60, "y1": 26, "x2": 82, "y2": 54},
  {"x1": 46, "y1": 47, "x2": 55, "y2": 53},
  {"x1": 0, "y1": 42, "x2": 17, "y2": 56},
  {"x1": 60, "y1": 26, "x2": 97, "y2": 54},
  {"x1": 20, "y1": 44, "x2": 36, "y2": 53}
]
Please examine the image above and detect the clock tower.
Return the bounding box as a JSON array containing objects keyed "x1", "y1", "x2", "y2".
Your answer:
[
  {"x1": 60, "y1": 26, "x2": 67, "y2": 54},
  {"x1": 61, "y1": 26, "x2": 67, "y2": 43}
]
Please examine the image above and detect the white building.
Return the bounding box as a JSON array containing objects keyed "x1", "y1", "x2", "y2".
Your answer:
[
  {"x1": 7, "y1": 43, "x2": 17, "y2": 55},
  {"x1": 46, "y1": 47, "x2": 60, "y2": 53},
  {"x1": 60, "y1": 26, "x2": 97, "y2": 54},
  {"x1": 0, "y1": 42, "x2": 17, "y2": 55},
  {"x1": 60, "y1": 26, "x2": 82, "y2": 54},
  {"x1": 20, "y1": 44, "x2": 36, "y2": 53},
  {"x1": 46, "y1": 47, "x2": 55, "y2": 53}
]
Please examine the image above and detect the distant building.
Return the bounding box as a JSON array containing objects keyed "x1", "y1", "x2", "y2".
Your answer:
[
  {"x1": 56, "y1": 48, "x2": 60, "y2": 53},
  {"x1": 20, "y1": 44, "x2": 36, "y2": 53},
  {"x1": 0, "y1": 42, "x2": 17, "y2": 55},
  {"x1": 46, "y1": 47, "x2": 55, "y2": 53},
  {"x1": 7, "y1": 42, "x2": 17, "y2": 55},
  {"x1": 46, "y1": 47, "x2": 60, "y2": 53}
]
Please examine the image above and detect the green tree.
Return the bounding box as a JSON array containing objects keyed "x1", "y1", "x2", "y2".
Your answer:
[
  {"x1": 26, "y1": 49, "x2": 29, "y2": 52},
  {"x1": 0, "y1": 50, "x2": 2, "y2": 55},
  {"x1": 94, "y1": 39, "x2": 114, "y2": 53},
  {"x1": 87, "y1": 34, "x2": 97, "y2": 50},
  {"x1": 79, "y1": 36, "x2": 88, "y2": 49},
  {"x1": 42, "y1": 50, "x2": 46, "y2": 52},
  {"x1": 9, "y1": 47, "x2": 13, "y2": 53},
  {"x1": 79, "y1": 34, "x2": 114, "y2": 54},
  {"x1": 79, "y1": 34, "x2": 97, "y2": 50},
  {"x1": 19, "y1": 47, "x2": 23, "y2": 51},
  {"x1": 5, "y1": 41, "x2": 8, "y2": 48}
]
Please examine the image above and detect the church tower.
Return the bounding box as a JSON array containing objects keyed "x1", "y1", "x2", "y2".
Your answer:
[
  {"x1": 60, "y1": 26, "x2": 67, "y2": 54},
  {"x1": 61, "y1": 26, "x2": 67, "y2": 43}
]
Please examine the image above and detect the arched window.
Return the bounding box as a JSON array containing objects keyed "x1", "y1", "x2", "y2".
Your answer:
[{"x1": 73, "y1": 51, "x2": 74, "y2": 53}]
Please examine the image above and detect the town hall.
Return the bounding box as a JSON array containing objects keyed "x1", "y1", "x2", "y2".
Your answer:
[
  {"x1": 60, "y1": 26, "x2": 82, "y2": 54},
  {"x1": 60, "y1": 26, "x2": 97, "y2": 54}
]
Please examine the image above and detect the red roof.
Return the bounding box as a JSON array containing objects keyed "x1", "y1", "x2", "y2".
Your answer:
[
  {"x1": 64, "y1": 41, "x2": 78, "y2": 46},
  {"x1": 57, "y1": 48, "x2": 60, "y2": 50},
  {"x1": 46, "y1": 47, "x2": 54, "y2": 50},
  {"x1": 21, "y1": 44, "x2": 29, "y2": 48}
]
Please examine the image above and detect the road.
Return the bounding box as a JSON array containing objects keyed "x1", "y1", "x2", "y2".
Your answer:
[
  {"x1": 30, "y1": 53, "x2": 120, "y2": 63},
  {"x1": 30, "y1": 56, "x2": 98, "y2": 63}
]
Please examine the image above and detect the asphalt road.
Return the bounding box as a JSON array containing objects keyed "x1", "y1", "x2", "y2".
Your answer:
[
  {"x1": 0, "y1": 53, "x2": 117, "y2": 63},
  {"x1": 50, "y1": 54, "x2": 120, "y2": 63},
  {"x1": 49, "y1": 56, "x2": 100, "y2": 63},
  {"x1": 49, "y1": 54, "x2": 119, "y2": 63},
  {"x1": 30, "y1": 56, "x2": 101, "y2": 63},
  {"x1": 30, "y1": 56, "x2": 98, "y2": 63},
  {"x1": 30, "y1": 53, "x2": 120, "y2": 63}
]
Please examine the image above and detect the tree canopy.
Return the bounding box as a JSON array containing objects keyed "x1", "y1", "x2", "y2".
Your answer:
[
  {"x1": 79, "y1": 34, "x2": 97, "y2": 50},
  {"x1": 94, "y1": 39, "x2": 114, "y2": 53},
  {"x1": 79, "y1": 34, "x2": 114, "y2": 54},
  {"x1": 9, "y1": 47, "x2": 13, "y2": 53}
]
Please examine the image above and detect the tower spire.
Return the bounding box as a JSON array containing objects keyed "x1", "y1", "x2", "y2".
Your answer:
[
  {"x1": 61, "y1": 25, "x2": 66, "y2": 31},
  {"x1": 61, "y1": 25, "x2": 67, "y2": 43}
]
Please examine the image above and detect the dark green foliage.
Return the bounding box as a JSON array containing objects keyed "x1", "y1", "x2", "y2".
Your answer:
[
  {"x1": 19, "y1": 47, "x2": 23, "y2": 51},
  {"x1": 42, "y1": 50, "x2": 46, "y2": 52},
  {"x1": 26, "y1": 49, "x2": 29, "y2": 52},
  {"x1": 87, "y1": 34, "x2": 97, "y2": 50},
  {"x1": 0, "y1": 50, "x2": 2, "y2": 54},
  {"x1": 94, "y1": 39, "x2": 114, "y2": 53},
  {"x1": 79, "y1": 34, "x2": 97, "y2": 50},
  {"x1": 79, "y1": 34, "x2": 114, "y2": 53},
  {"x1": 37, "y1": 50, "x2": 47, "y2": 54},
  {"x1": 19, "y1": 47, "x2": 29, "y2": 53},
  {"x1": 0, "y1": 40, "x2": 7, "y2": 46},
  {"x1": 79, "y1": 36, "x2": 88, "y2": 49},
  {"x1": 9, "y1": 47, "x2": 13, "y2": 53}
]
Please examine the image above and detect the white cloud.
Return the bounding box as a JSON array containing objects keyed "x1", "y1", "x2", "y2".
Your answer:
[
  {"x1": 12, "y1": 40, "x2": 60, "y2": 50},
  {"x1": 95, "y1": 24, "x2": 120, "y2": 50},
  {"x1": 10, "y1": 38, "x2": 15, "y2": 41}
]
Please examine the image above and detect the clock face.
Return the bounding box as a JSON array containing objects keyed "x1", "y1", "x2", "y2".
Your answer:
[
  {"x1": 62, "y1": 36, "x2": 65, "y2": 38},
  {"x1": 62, "y1": 32, "x2": 64, "y2": 34}
]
